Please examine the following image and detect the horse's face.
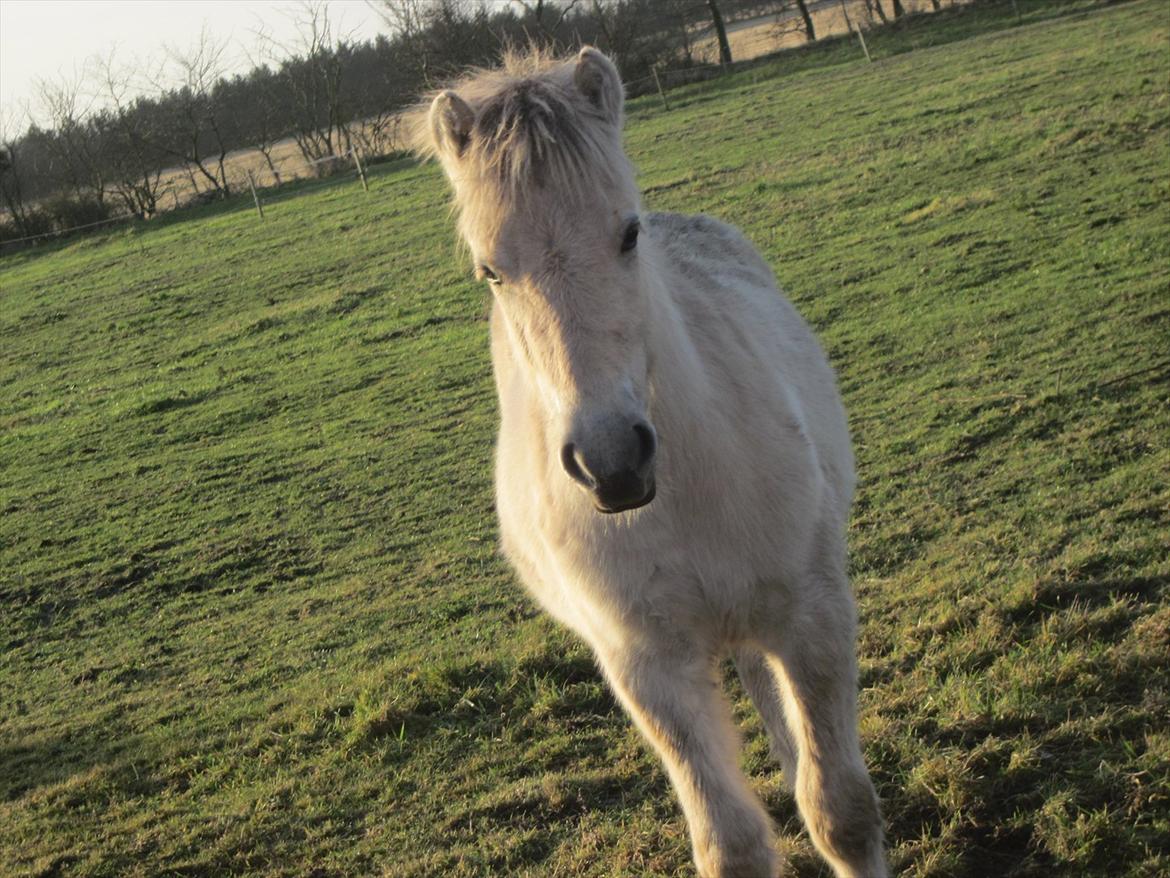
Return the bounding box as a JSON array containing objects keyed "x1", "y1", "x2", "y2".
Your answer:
[
  {"x1": 477, "y1": 185, "x2": 657, "y2": 514},
  {"x1": 425, "y1": 49, "x2": 657, "y2": 514}
]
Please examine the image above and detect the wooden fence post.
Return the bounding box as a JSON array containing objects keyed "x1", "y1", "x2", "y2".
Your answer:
[
  {"x1": 246, "y1": 170, "x2": 265, "y2": 220},
  {"x1": 841, "y1": 0, "x2": 872, "y2": 63},
  {"x1": 652, "y1": 66, "x2": 671, "y2": 111},
  {"x1": 353, "y1": 149, "x2": 369, "y2": 193}
]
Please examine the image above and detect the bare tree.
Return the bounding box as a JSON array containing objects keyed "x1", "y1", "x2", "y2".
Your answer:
[
  {"x1": 586, "y1": 0, "x2": 680, "y2": 77},
  {"x1": 241, "y1": 31, "x2": 297, "y2": 185},
  {"x1": 92, "y1": 50, "x2": 164, "y2": 218},
  {"x1": 0, "y1": 111, "x2": 36, "y2": 236},
  {"x1": 794, "y1": 0, "x2": 816, "y2": 42},
  {"x1": 516, "y1": 0, "x2": 582, "y2": 44},
  {"x1": 770, "y1": 2, "x2": 810, "y2": 46},
  {"x1": 375, "y1": 0, "x2": 434, "y2": 84},
  {"x1": 374, "y1": 0, "x2": 493, "y2": 85},
  {"x1": 235, "y1": 73, "x2": 287, "y2": 184},
  {"x1": 344, "y1": 43, "x2": 407, "y2": 161},
  {"x1": 864, "y1": 0, "x2": 891, "y2": 25},
  {"x1": 662, "y1": 0, "x2": 700, "y2": 64},
  {"x1": 266, "y1": 1, "x2": 353, "y2": 171},
  {"x1": 157, "y1": 25, "x2": 234, "y2": 197},
  {"x1": 32, "y1": 72, "x2": 107, "y2": 203},
  {"x1": 707, "y1": 0, "x2": 734, "y2": 66}
]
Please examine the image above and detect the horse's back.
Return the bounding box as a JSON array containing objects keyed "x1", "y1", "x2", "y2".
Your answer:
[{"x1": 649, "y1": 212, "x2": 776, "y2": 297}]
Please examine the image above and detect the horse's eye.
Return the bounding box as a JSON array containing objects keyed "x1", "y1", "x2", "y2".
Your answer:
[
  {"x1": 479, "y1": 265, "x2": 501, "y2": 285},
  {"x1": 621, "y1": 220, "x2": 640, "y2": 254}
]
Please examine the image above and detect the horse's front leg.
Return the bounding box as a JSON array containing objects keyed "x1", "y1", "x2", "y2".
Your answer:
[
  {"x1": 759, "y1": 558, "x2": 887, "y2": 878},
  {"x1": 593, "y1": 637, "x2": 778, "y2": 878}
]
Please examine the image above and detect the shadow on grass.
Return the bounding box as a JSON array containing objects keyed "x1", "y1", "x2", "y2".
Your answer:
[
  {"x1": 0, "y1": 721, "x2": 161, "y2": 804},
  {"x1": 1004, "y1": 573, "x2": 1167, "y2": 626}
]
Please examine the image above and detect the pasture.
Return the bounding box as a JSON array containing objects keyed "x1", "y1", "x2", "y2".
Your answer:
[{"x1": 2, "y1": 1, "x2": 1167, "y2": 875}]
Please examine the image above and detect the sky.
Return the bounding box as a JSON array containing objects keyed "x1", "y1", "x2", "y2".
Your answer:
[{"x1": 0, "y1": 0, "x2": 392, "y2": 132}]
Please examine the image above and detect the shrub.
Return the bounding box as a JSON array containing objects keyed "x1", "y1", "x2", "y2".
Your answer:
[
  {"x1": 0, "y1": 207, "x2": 54, "y2": 246},
  {"x1": 44, "y1": 194, "x2": 112, "y2": 232}
]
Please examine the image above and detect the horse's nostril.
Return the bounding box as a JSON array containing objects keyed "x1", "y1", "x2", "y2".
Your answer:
[
  {"x1": 633, "y1": 422, "x2": 657, "y2": 468},
  {"x1": 561, "y1": 443, "x2": 595, "y2": 488}
]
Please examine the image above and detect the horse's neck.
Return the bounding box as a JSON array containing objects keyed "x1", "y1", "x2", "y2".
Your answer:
[{"x1": 642, "y1": 260, "x2": 715, "y2": 430}]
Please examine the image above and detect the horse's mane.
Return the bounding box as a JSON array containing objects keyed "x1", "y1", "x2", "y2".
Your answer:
[{"x1": 411, "y1": 48, "x2": 632, "y2": 203}]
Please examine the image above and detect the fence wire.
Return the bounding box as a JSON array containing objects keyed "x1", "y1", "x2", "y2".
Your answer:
[
  {"x1": 1, "y1": 0, "x2": 959, "y2": 251},
  {"x1": 0, "y1": 147, "x2": 374, "y2": 249}
]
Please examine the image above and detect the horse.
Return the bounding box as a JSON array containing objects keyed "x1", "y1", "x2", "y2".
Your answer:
[{"x1": 413, "y1": 47, "x2": 886, "y2": 878}]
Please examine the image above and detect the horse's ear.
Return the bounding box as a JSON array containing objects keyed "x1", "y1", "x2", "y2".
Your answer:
[
  {"x1": 574, "y1": 47, "x2": 624, "y2": 126},
  {"x1": 429, "y1": 90, "x2": 475, "y2": 160}
]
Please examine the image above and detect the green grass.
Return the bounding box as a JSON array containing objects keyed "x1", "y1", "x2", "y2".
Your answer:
[{"x1": 2, "y1": 1, "x2": 1168, "y2": 875}]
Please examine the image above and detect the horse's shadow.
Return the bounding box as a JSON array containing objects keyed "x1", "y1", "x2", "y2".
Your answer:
[{"x1": 0, "y1": 718, "x2": 163, "y2": 805}]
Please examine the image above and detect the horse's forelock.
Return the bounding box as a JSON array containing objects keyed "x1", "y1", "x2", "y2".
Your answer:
[
  {"x1": 471, "y1": 81, "x2": 578, "y2": 184},
  {"x1": 450, "y1": 52, "x2": 630, "y2": 203}
]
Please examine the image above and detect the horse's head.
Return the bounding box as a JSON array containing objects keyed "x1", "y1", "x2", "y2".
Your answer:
[{"x1": 421, "y1": 48, "x2": 656, "y2": 514}]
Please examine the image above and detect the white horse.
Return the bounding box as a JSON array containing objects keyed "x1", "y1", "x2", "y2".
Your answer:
[{"x1": 415, "y1": 47, "x2": 886, "y2": 878}]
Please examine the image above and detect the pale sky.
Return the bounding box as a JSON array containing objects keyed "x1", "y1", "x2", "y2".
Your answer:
[{"x1": 0, "y1": 0, "x2": 391, "y2": 132}]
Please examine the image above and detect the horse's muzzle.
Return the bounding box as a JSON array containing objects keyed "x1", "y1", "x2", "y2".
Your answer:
[
  {"x1": 561, "y1": 420, "x2": 657, "y2": 514},
  {"x1": 593, "y1": 474, "x2": 656, "y2": 514}
]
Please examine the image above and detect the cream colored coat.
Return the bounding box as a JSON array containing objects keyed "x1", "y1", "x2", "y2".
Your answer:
[{"x1": 418, "y1": 47, "x2": 886, "y2": 878}]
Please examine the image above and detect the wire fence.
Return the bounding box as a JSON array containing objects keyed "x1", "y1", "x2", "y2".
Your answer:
[
  {"x1": 0, "y1": 144, "x2": 379, "y2": 250},
  {"x1": 0, "y1": 0, "x2": 967, "y2": 253},
  {"x1": 0, "y1": 212, "x2": 139, "y2": 248},
  {"x1": 623, "y1": 0, "x2": 939, "y2": 97}
]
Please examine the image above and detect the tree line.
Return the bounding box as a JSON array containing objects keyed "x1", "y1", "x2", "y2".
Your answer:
[{"x1": 0, "y1": 0, "x2": 918, "y2": 245}]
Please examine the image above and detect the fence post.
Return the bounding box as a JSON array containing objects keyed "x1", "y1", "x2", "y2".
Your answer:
[
  {"x1": 352, "y1": 148, "x2": 369, "y2": 193},
  {"x1": 246, "y1": 170, "x2": 265, "y2": 220},
  {"x1": 840, "y1": 0, "x2": 872, "y2": 63},
  {"x1": 652, "y1": 65, "x2": 671, "y2": 111}
]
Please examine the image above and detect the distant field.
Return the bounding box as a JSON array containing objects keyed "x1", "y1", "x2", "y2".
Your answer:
[
  {"x1": 152, "y1": 117, "x2": 401, "y2": 214},
  {"x1": 693, "y1": 0, "x2": 952, "y2": 64},
  {"x1": 1, "y1": 1, "x2": 1167, "y2": 876}
]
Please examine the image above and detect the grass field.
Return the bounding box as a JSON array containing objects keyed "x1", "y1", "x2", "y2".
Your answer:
[{"x1": 2, "y1": 1, "x2": 1168, "y2": 875}]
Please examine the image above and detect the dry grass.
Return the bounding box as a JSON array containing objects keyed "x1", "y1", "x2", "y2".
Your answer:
[
  {"x1": 156, "y1": 117, "x2": 405, "y2": 212},
  {"x1": 695, "y1": 0, "x2": 971, "y2": 63}
]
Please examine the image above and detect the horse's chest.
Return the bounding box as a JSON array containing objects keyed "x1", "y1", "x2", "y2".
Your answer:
[
  {"x1": 493, "y1": 383, "x2": 817, "y2": 640},
  {"x1": 496, "y1": 464, "x2": 771, "y2": 645}
]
